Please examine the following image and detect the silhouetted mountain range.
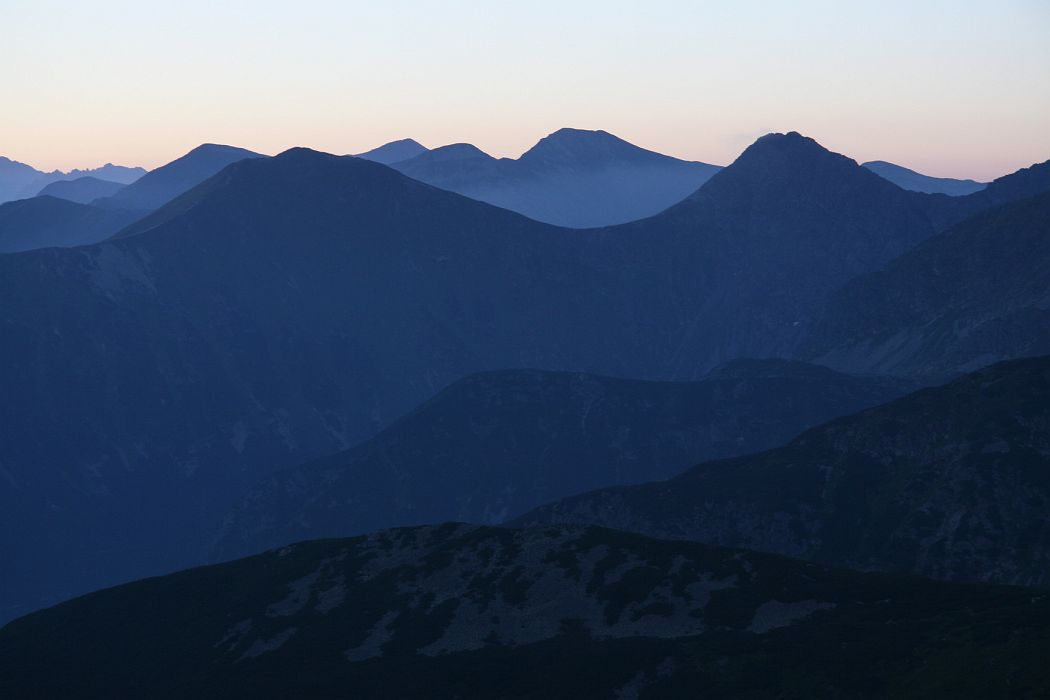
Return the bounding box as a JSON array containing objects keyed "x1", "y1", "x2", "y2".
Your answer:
[
  {"x1": 355, "y1": 137, "x2": 428, "y2": 164},
  {"x1": 862, "y1": 160, "x2": 986, "y2": 195},
  {"x1": 94, "y1": 143, "x2": 265, "y2": 211},
  {"x1": 211, "y1": 361, "x2": 913, "y2": 561},
  {"x1": 391, "y1": 128, "x2": 722, "y2": 226},
  {"x1": 517, "y1": 357, "x2": 1050, "y2": 586},
  {"x1": 2, "y1": 523, "x2": 1047, "y2": 699},
  {"x1": 0, "y1": 157, "x2": 145, "y2": 204},
  {"x1": 0, "y1": 196, "x2": 144, "y2": 253},
  {"x1": 36, "y1": 175, "x2": 124, "y2": 204},
  {"x1": 0, "y1": 133, "x2": 1046, "y2": 623}
]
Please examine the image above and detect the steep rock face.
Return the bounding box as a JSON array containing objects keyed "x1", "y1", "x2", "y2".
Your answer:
[
  {"x1": 392, "y1": 128, "x2": 722, "y2": 227},
  {"x1": 862, "y1": 160, "x2": 986, "y2": 196},
  {"x1": 802, "y1": 193, "x2": 1050, "y2": 377},
  {"x1": 517, "y1": 357, "x2": 1050, "y2": 586},
  {"x1": 2, "y1": 524, "x2": 1047, "y2": 699},
  {"x1": 212, "y1": 361, "x2": 913, "y2": 561}
]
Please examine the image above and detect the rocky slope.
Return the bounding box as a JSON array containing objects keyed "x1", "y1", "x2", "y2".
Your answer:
[
  {"x1": 517, "y1": 357, "x2": 1050, "y2": 586},
  {"x1": 802, "y1": 192, "x2": 1050, "y2": 377},
  {"x1": 2, "y1": 524, "x2": 1047, "y2": 699}
]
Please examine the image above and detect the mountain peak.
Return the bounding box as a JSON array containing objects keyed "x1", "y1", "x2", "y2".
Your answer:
[
  {"x1": 356, "y1": 138, "x2": 429, "y2": 165},
  {"x1": 519, "y1": 127, "x2": 683, "y2": 167}
]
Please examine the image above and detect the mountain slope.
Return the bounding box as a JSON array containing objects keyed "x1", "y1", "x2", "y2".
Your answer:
[
  {"x1": 919, "y1": 157, "x2": 1050, "y2": 230},
  {"x1": 36, "y1": 175, "x2": 124, "y2": 203},
  {"x1": 392, "y1": 128, "x2": 722, "y2": 227},
  {"x1": 0, "y1": 134, "x2": 999, "y2": 622},
  {"x1": 212, "y1": 361, "x2": 913, "y2": 561},
  {"x1": 517, "y1": 357, "x2": 1050, "y2": 586},
  {"x1": 803, "y1": 192, "x2": 1050, "y2": 376},
  {"x1": 3, "y1": 524, "x2": 1047, "y2": 699},
  {"x1": 0, "y1": 196, "x2": 144, "y2": 252},
  {"x1": 355, "y1": 137, "x2": 428, "y2": 164},
  {"x1": 862, "y1": 160, "x2": 986, "y2": 195},
  {"x1": 93, "y1": 143, "x2": 264, "y2": 211}
]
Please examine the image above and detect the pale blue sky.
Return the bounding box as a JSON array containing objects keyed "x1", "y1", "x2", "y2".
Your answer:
[{"x1": 3, "y1": 0, "x2": 1048, "y2": 180}]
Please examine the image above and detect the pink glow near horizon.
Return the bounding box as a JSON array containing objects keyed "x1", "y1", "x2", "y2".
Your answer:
[{"x1": 3, "y1": 0, "x2": 1048, "y2": 182}]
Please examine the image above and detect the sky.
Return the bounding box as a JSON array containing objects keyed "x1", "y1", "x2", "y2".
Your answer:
[{"x1": 3, "y1": 0, "x2": 1048, "y2": 180}]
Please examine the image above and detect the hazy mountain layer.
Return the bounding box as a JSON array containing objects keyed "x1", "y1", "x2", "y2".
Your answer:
[
  {"x1": 36, "y1": 175, "x2": 124, "y2": 204},
  {"x1": 391, "y1": 128, "x2": 722, "y2": 227},
  {"x1": 0, "y1": 156, "x2": 145, "y2": 204},
  {"x1": 0, "y1": 196, "x2": 144, "y2": 252}
]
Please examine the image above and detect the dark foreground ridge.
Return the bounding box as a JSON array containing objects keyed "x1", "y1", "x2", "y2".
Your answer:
[{"x1": 2, "y1": 524, "x2": 1047, "y2": 699}]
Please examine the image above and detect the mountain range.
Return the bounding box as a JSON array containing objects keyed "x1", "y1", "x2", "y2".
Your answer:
[
  {"x1": 0, "y1": 132, "x2": 1045, "y2": 620},
  {"x1": 0, "y1": 131, "x2": 1046, "y2": 623},
  {"x1": 389, "y1": 128, "x2": 722, "y2": 227},
  {"x1": 517, "y1": 356, "x2": 1050, "y2": 587},
  {"x1": 0, "y1": 156, "x2": 145, "y2": 204},
  {"x1": 211, "y1": 360, "x2": 913, "y2": 561},
  {"x1": 2, "y1": 523, "x2": 1046, "y2": 699}
]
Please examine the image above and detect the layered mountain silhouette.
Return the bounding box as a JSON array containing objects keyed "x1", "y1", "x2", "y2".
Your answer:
[
  {"x1": 802, "y1": 192, "x2": 1050, "y2": 376},
  {"x1": 0, "y1": 157, "x2": 145, "y2": 204},
  {"x1": 0, "y1": 196, "x2": 144, "y2": 253},
  {"x1": 93, "y1": 143, "x2": 264, "y2": 211},
  {"x1": 355, "y1": 137, "x2": 428, "y2": 164},
  {"x1": 2, "y1": 524, "x2": 1047, "y2": 699},
  {"x1": 0, "y1": 134, "x2": 1044, "y2": 623},
  {"x1": 211, "y1": 361, "x2": 912, "y2": 561},
  {"x1": 36, "y1": 175, "x2": 124, "y2": 204},
  {"x1": 862, "y1": 160, "x2": 986, "y2": 195},
  {"x1": 391, "y1": 128, "x2": 722, "y2": 226},
  {"x1": 517, "y1": 357, "x2": 1050, "y2": 586}
]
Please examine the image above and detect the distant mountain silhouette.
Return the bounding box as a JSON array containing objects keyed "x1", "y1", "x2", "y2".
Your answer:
[
  {"x1": 36, "y1": 176, "x2": 124, "y2": 204},
  {"x1": 3, "y1": 523, "x2": 1048, "y2": 699},
  {"x1": 919, "y1": 157, "x2": 1050, "y2": 230},
  {"x1": 517, "y1": 357, "x2": 1050, "y2": 586},
  {"x1": 65, "y1": 163, "x2": 146, "y2": 185},
  {"x1": 392, "y1": 128, "x2": 722, "y2": 226},
  {"x1": 94, "y1": 143, "x2": 264, "y2": 211},
  {"x1": 0, "y1": 157, "x2": 145, "y2": 204},
  {"x1": 0, "y1": 135, "x2": 1038, "y2": 623},
  {"x1": 355, "y1": 138, "x2": 428, "y2": 164},
  {"x1": 0, "y1": 196, "x2": 144, "y2": 253},
  {"x1": 211, "y1": 361, "x2": 912, "y2": 561},
  {"x1": 862, "y1": 160, "x2": 986, "y2": 195},
  {"x1": 803, "y1": 192, "x2": 1050, "y2": 376}
]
